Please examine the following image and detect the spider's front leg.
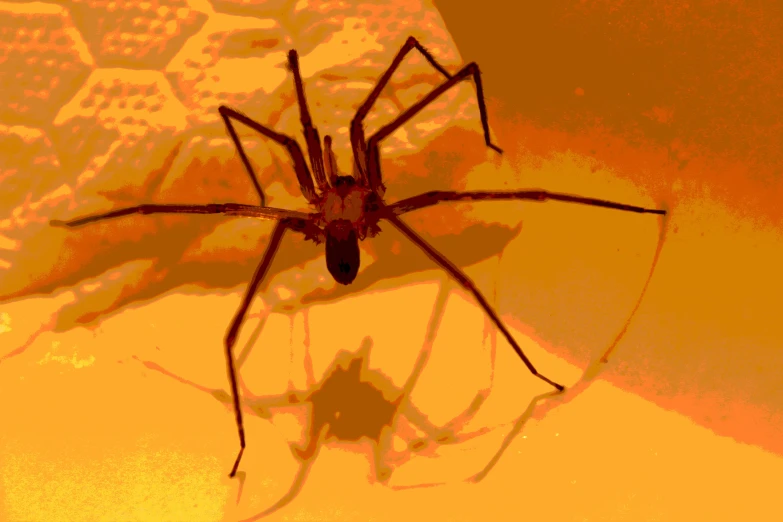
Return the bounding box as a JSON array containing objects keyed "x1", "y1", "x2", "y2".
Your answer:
[
  {"x1": 287, "y1": 49, "x2": 331, "y2": 193},
  {"x1": 220, "y1": 48, "x2": 342, "y2": 205},
  {"x1": 350, "y1": 36, "x2": 455, "y2": 193},
  {"x1": 363, "y1": 59, "x2": 502, "y2": 201}
]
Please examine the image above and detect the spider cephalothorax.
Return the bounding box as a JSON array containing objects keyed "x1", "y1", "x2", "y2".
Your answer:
[
  {"x1": 51, "y1": 36, "x2": 668, "y2": 481},
  {"x1": 318, "y1": 165, "x2": 380, "y2": 284}
]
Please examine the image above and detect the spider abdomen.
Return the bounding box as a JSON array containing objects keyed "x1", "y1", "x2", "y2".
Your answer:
[{"x1": 325, "y1": 219, "x2": 361, "y2": 285}]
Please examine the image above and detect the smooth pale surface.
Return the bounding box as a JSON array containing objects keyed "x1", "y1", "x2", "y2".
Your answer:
[{"x1": 1, "y1": 276, "x2": 781, "y2": 521}]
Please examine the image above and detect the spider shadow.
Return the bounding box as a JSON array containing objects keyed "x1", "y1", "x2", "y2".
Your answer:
[{"x1": 133, "y1": 272, "x2": 562, "y2": 521}]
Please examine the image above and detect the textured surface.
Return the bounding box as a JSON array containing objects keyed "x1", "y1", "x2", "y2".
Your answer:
[
  {"x1": 2, "y1": 0, "x2": 782, "y2": 521},
  {"x1": 0, "y1": 0, "x2": 487, "y2": 309}
]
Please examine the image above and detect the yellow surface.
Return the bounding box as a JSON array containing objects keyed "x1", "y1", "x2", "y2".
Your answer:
[
  {"x1": 1, "y1": 281, "x2": 782, "y2": 521},
  {"x1": 2, "y1": 1, "x2": 783, "y2": 521}
]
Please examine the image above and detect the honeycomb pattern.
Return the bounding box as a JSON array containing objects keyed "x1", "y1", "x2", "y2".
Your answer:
[
  {"x1": 0, "y1": 0, "x2": 490, "y2": 326},
  {"x1": 164, "y1": 11, "x2": 293, "y2": 128},
  {"x1": 0, "y1": 123, "x2": 61, "y2": 207},
  {"x1": 0, "y1": 3, "x2": 94, "y2": 127},
  {"x1": 51, "y1": 67, "x2": 189, "y2": 204},
  {"x1": 63, "y1": 0, "x2": 208, "y2": 69}
]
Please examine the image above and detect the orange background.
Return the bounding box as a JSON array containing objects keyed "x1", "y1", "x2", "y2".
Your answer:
[{"x1": 1, "y1": 1, "x2": 782, "y2": 521}]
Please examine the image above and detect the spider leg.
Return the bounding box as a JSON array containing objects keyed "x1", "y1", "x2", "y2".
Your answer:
[
  {"x1": 287, "y1": 50, "x2": 330, "y2": 193},
  {"x1": 225, "y1": 219, "x2": 290, "y2": 478},
  {"x1": 386, "y1": 189, "x2": 668, "y2": 217},
  {"x1": 322, "y1": 135, "x2": 339, "y2": 187},
  {"x1": 364, "y1": 61, "x2": 502, "y2": 197},
  {"x1": 385, "y1": 189, "x2": 669, "y2": 369},
  {"x1": 219, "y1": 105, "x2": 320, "y2": 205},
  {"x1": 350, "y1": 36, "x2": 454, "y2": 188},
  {"x1": 131, "y1": 332, "x2": 314, "y2": 520},
  {"x1": 383, "y1": 213, "x2": 565, "y2": 392},
  {"x1": 50, "y1": 203, "x2": 311, "y2": 228},
  {"x1": 132, "y1": 330, "x2": 295, "y2": 414}
]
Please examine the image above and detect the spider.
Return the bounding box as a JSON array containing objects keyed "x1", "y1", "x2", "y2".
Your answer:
[{"x1": 51, "y1": 36, "x2": 668, "y2": 480}]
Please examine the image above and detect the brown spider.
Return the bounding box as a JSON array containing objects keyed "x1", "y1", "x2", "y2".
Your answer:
[{"x1": 51, "y1": 36, "x2": 668, "y2": 479}]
